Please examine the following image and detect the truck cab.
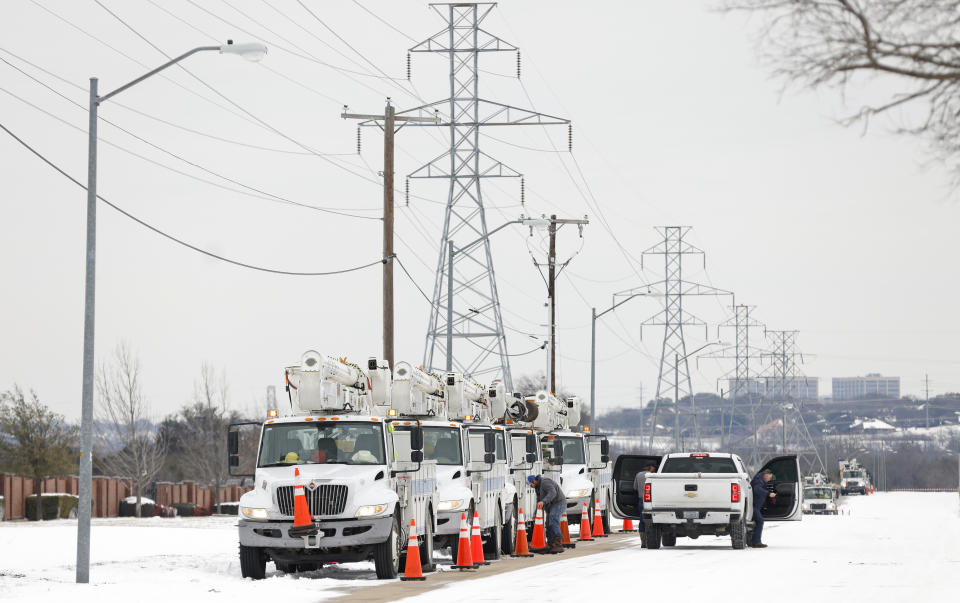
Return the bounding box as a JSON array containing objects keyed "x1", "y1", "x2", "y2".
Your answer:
[
  {"x1": 611, "y1": 452, "x2": 802, "y2": 549},
  {"x1": 229, "y1": 351, "x2": 437, "y2": 580}
]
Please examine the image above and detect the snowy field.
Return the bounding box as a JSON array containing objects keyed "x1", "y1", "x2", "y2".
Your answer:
[{"x1": 1, "y1": 492, "x2": 957, "y2": 602}]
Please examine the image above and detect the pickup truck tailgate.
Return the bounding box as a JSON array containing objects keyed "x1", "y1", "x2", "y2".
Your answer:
[{"x1": 648, "y1": 474, "x2": 735, "y2": 509}]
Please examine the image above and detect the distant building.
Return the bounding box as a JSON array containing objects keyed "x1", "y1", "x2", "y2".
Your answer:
[
  {"x1": 727, "y1": 377, "x2": 819, "y2": 401},
  {"x1": 832, "y1": 374, "x2": 900, "y2": 400}
]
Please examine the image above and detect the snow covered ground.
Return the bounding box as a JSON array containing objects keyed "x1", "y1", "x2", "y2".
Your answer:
[{"x1": 0, "y1": 492, "x2": 957, "y2": 602}]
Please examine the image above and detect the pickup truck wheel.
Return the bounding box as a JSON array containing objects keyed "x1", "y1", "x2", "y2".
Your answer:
[
  {"x1": 484, "y1": 506, "x2": 502, "y2": 559},
  {"x1": 374, "y1": 514, "x2": 401, "y2": 579},
  {"x1": 420, "y1": 511, "x2": 436, "y2": 572},
  {"x1": 644, "y1": 524, "x2": 661, "y2": 549},
  {"x1": 661, "y1": 533, "x2": 677, "y2": 547},
  {"x1": 730, "y1": 518, "x2": 746, "y2": 550},
  {"x1": 501, "y1": 502, "x2": 517, "y2": 555},
  {"x1": 239, "y1": 545, "x2": 266, "y2": 580}
]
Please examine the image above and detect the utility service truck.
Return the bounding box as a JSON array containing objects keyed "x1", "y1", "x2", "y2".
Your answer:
[
  {"x1": 611, "y1": 452, "x2": 802, "y2": 549},
  {"x1": 839, "y1": 458, "x2": 870, "y2": 495},
  {"x1": 228, "y1": 351, "x2": 438, "y2": 580},
  {"x1": 388, "y1": 362, "x2": 510, "y2": 561}
]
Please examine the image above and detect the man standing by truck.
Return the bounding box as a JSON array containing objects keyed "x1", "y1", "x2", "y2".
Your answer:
[
  {"x1": 750, "y1": 469, "x2": 776, "y2": 548},
  {"x1": 633, "y1": 464, "x2": 657, "y2": 546},
  {"x1": 528, "y1": 475, "x2": 564, "y2": 554}
]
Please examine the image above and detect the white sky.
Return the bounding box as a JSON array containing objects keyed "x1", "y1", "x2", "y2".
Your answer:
[{"x1": 1, "y1": 0, "x2": 958, "y2": 422}]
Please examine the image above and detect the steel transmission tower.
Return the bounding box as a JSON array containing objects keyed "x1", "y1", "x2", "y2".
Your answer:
[
  {"x1": 701, "y1": 304, "x2": 766, "y2": 446},
  {"x1": 748, "y1": 329, "x2": 825, "y2": 475},
  {"x1": 617, "y1": 226, "x2": 730, "y2": 450},
  {"x1": 398, "y1": 3, "x2": 568, "y2": 388}
]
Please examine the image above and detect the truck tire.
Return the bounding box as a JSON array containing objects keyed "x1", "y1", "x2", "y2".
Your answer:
[
  {"x1": 374, "y1": 514, "x2": 402, "y2": 579},
  {"x1": 420, "y1": 510, "x2": 436, "y2": 572},
  {"x1": 484, "y1": 505, "x2": 503, "y2": 560},
  {"x1": 644, "y1": 524, "x2": 661, "y2": 549},
  {"x1": 661, "y1": 533, "x2": 677, "y2": 547},
  {"x1": 730, "y1": 518, "x2": 746, "y2": 550},
  {"x1": 501, "y1": 502, "x2": 517, "y2": 555},
  {"x1": 450, "y1": 502, "x2": 475, "y2": 562},
  {"x1": 239, "y1": 545, "x2": 266, "y2": 580}
]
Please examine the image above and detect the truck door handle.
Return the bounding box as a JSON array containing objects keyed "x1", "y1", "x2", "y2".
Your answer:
[{"x1": 684, "y1": 484, "x2": 698, "y2": 492}]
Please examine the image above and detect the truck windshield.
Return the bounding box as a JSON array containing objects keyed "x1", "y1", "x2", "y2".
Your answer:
[
  {"x1": 805, "y1": 488, "x2": 833, "y2": 500},
  {"x1": 661, "y1": 457, "x2": 738, "y2": 473},
  {"x1": 842, "y1": 471, "x2": 862, "y2": 479},
  {"x1": 258, "y1": 422, "x2": 385, "y2": 467},
  {"x1": 422, "y1": 426, "x2": 462, "y2": 465},
  {"x1": 550, "y1": 437, "x2": 585, "y2": 464}
]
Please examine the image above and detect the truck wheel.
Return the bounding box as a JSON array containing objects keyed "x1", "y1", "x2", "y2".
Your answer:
[
  {"x1": 450, "y1": 503, "x2": 475, "y2": 561},
  {"x1": 501, "y1": 502, "x2": 517, "y2": 555},
  {"x1": 420, "y1": 511, "x2": 436, "y2": 572},
  {"x1": 239, "y1": 545, "x2": 266, "y2": 580},
  {"x1": 730, "y1": 518, "x2": 746, "y2": 550},
  {"x1": 644, "y1": 524, "x2": 661, "y2": 549},
  {"x1": 662, "y1": 533, "x2": 677, "y2": 547},
  {"x1": 484, "y1": 506, "x2": 502, "y2": 560},
  {"x1": 374, "y1": 514, "x2": 402, "y2": 579}
]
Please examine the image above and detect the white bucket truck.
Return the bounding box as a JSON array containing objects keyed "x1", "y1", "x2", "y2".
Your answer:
[
  {"x1": 388, "y1": 363, "x2": 510, "y2": 561},
  {"x1": 530, "y1": 392, "x2": 611, "y2": 528},
  {"x1": 228, "y1": 351, "x2": 437, "y2": 580}
]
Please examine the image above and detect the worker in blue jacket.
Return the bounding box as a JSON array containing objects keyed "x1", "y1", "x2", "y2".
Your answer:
[{"x1": 750, "y1": 469, "x2": 776, "y2": 548}]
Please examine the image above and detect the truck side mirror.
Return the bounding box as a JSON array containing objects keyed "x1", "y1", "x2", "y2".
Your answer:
[
  {"x1": 484, "y1": 452, "x2": 495, "y2": 464},
  {"x1": 229, "y1": 456, "x2": 239, "y2": 467},
  {"x1": 600, "y1": 439, "x2": 609, "y2": 455},
  {"x1": 526, "y1": 452, "x2": 537, "y2": 463},
  {"x1": 483, "y1": 431, "x2": 496, "y2": 454},
  {"x1": 410, "y1": 426, "x2": 424, "y2": 451},
  {"x1": 228, "y1": 430, "x2": 239, "y2": 456},
  {"x1": 411, "y1": 450, "x2": 424, "y2": 463},
  {"x1": 526, "y1": 434, "x2": 537, "y2": 454},
  {"x1": 552, "y1": 439, "x2": 564, "y2": 465}
]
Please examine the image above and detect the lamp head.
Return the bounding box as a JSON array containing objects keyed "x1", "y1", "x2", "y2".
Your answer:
[{"x1": 220, "y1": 40, "x2": 268, "y2": 62}]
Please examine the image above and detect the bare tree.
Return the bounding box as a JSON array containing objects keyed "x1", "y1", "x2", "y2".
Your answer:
[
  {"x1": 724, "y1": 0, "x2": 960, "y2": 175},
  {"x1": 0, "y1": 386, "x2": 78, "y2": 520},
  {"x1": 95, "y1": 343, "x2": 166, "y2": 518},
  {"x1": 178, "y1": 364, "x2": 234, "y2": 513}
]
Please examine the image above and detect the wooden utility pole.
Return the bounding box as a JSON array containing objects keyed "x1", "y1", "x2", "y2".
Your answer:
[
  {"x1": 341, "y1": 100, "x2": 438, "y2": 370},
  {"x1": 539, "y1": 214, "x2": 589, "y2": 394}
]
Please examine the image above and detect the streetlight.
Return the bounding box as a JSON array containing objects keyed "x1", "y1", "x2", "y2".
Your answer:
[
  {"x1": 445, "y1": 217, "x2": 548, "y2": 376},
  {"x1": 76, "y1": 40, "x2": 267, "y2": 584},
  {"x1": 589, "y1": 291, "x2": 652, "y2": 432}
]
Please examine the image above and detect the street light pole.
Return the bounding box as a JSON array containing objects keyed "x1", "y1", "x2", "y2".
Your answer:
[
  {"x1": 589, "y1": 292, "x2": 649, "y2": 432},
  {"x1": 76, "y1": 41, "x2": 266, "y2": 584}
]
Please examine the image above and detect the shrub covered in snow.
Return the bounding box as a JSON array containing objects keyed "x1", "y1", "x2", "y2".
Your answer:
[{"x1": 25, "y1": 493, "x2": 78, "y2": 520}]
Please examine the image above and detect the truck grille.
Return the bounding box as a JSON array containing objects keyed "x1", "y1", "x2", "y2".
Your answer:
[
  {"x1": 276, "y1": 485, "x2": 348, "y2": 517},
  {"x1": 811, "y1": 503, "x2": 826, "y2": 510}
]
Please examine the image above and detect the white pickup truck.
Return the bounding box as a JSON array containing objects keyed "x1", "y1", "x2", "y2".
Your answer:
[{"x1": 611, "y1": 452, "x2": 802, "y2": 549}]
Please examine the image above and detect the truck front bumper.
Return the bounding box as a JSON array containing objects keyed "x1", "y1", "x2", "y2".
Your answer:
[
  {"x1": 645, "y1": 508, "x2": 740, "y2": 525},
  {"x1": 238, "y1": 516, "x2": 393, "y2": 548},
  {"x1": 436, "y1": 510, "x2": 469, "y2": 535}
]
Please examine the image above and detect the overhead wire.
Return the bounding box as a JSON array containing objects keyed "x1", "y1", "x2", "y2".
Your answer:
[{"x1": 0, "y1": 121, "x2": 388, "y2": 277}]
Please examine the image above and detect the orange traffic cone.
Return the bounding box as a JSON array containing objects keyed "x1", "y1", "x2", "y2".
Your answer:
[
  {"x1": 451, "y1": 512, "x2": 475, "y2": 570},
  {"x1": 511, "y1": 507, "x2": 533, "y2": 557},
  {"x1": 592, "y1": 498, "x2": 607, "y2": 538},
  {"x1": 619, "y1": 518, "x2": 636, "y2": 533},
  {"x1": 530, "y1": 503, "x2": 547, "y2": 550},
  {"x1": 400, "y1": 518, "x2": 426, "y2": 581},
  {"x1": 560, "y1": 513, "x2": 575, "y2": 549},
  {"x1": 471, "y1": 511, "x2": 489, "y2": 565},
  {"x1": 289, "y1": 467, "x2": 317, "y2": 537},
  {"x1": 578, "y1": 501, "x2": 594, "y2": 542}
]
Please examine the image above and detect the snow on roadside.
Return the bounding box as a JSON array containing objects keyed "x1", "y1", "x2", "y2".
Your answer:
[
  {"x1": 0, "y1": 516, "x2": 381, "y2": 602},
  {"x1": 396, "y1": 493, "x2": 960, "y2": 602}
]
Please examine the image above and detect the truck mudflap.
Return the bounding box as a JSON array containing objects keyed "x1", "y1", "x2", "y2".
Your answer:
[
  {"x1": 239, "y1": 516, "x2": 393, "y2": 548},
  {"x1": 646, "y1": 509, "x2": 740, "y2": 525}
]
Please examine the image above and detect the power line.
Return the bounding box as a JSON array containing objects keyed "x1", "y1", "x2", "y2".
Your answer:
[
  {"x1": 0, "y1": 120, "x2": 389, "y2": 277},
  {"x1": 351, "y1": 1, "x2": 417, "y2": 43}
]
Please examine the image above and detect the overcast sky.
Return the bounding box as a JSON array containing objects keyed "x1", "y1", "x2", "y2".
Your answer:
[{"x1": 2, "y1": 0, "x2": 958, "y2": 422}]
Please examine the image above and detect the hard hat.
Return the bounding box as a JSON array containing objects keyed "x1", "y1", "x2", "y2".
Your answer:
[{"x1": 284, "y1": 452, "x2": 300, "y2": 463}]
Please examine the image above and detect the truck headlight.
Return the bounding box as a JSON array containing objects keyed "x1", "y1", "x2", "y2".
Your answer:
[
  {"x1": 565, "y1": 488, "x2": 590, "y2": 498},
  {"x1": 438, "y1": 499, "x2": 465, "y2": 512},
  {"x1": 356, "y1": 504, "x2": 389, "y2": 518},
  {"x1": 240, "y1": 506, "x2": 269, "y2": 520}
]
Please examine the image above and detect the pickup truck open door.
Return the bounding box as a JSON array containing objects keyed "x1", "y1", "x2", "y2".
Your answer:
[
  {"x1": 758, "y1": 455, "x2": 803, "y2": 521},
  {"x1": 610, "y1": 454, "x2": 662, "y2": 519}
]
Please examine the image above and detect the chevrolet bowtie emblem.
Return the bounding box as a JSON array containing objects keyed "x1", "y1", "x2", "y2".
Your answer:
[{"x1": 684, "y1": 492, "x2": 697, "y2": 498}]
